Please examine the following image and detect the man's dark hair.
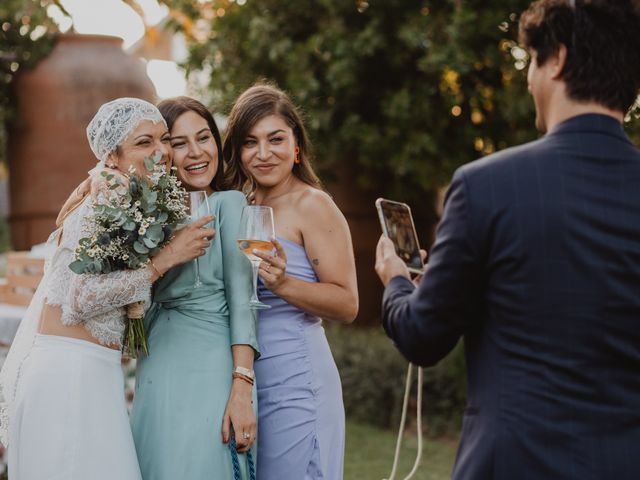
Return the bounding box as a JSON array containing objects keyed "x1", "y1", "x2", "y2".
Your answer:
[{"x1": 519, "y1": 0, "x2": 640, "y2": 113}]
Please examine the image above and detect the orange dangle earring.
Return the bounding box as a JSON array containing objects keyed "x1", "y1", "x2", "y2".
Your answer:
[{"x1": 294, "y1": 146, "x2": 301, "y2": 164}]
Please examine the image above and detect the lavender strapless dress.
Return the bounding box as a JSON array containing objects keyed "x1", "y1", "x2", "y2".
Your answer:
[{"x1": 254, "y1": 237, "x2": 345, "y2": 480}]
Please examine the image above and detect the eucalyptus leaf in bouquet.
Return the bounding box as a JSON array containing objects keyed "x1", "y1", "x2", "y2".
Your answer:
[{"x1": 69, "y1": 152, "x2": 188, "y2": 357}]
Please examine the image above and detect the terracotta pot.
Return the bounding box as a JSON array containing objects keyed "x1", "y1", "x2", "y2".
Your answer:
[{"x1": 8, "y1": 33, "x2": 156, "y2": 250}]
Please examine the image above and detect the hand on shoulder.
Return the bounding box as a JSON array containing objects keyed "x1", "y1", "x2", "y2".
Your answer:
[
  {"x1": 55, "y1": 175, "x2": 92, "y2": 227},
  {"x1": 89, "y1": 168, "x2": 129, "y2": 198}
]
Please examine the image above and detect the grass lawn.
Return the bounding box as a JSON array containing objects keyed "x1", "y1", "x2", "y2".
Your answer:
[{"x1": 345, "y1": 421, "x2": 459, "y2": 480}]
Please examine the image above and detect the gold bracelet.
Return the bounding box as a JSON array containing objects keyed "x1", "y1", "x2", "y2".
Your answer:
[
  {"x1": 233, "y1": 366, "x2": 255, "y2": 380},
  {"x1": 232, "y1": 372, "x2": 254, "y2": 386},
  {"x1": 149, "y1": 261, "x2": 164, "y2": 278}
]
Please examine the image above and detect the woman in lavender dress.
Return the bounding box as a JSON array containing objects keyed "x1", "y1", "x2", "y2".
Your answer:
[{"x1": 223, "y1": 83, "x2": 359, "y2": 480}]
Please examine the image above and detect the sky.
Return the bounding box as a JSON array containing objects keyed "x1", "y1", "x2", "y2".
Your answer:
[{"x1": 47, "y1": 0, "x2": 187, "y2": 98}]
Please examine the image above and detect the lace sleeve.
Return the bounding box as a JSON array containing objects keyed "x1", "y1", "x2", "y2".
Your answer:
[
  {"x1": 61, "y1": 184, "x2": 153, "y2": 319},
  {"x1": 67, "y1": 267, "x2": 153, "y2": 318}
]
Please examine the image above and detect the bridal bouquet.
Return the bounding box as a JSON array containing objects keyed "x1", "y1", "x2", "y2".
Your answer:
[{"x1": 69, "y1": 153, "x2": 188, "y2": 357}]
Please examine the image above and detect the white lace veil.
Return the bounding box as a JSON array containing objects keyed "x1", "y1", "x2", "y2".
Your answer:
[
  {"x1": 86, "y1": 97, "x2": 165, "y2": 173},
  {"x1": 0, "y1": 234, "x2": 56, "y2": 446},
  {"x1": 0, "y1": 97, "x2": 164, "y2": 447}
]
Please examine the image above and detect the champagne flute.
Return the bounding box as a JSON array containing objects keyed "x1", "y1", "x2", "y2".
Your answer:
[
  {"x1": 184, "y1": 190, "x2": 211, "y2": 288},
  {"x1": 237, "y1": 205, "x2": 275, "y2": 309}
]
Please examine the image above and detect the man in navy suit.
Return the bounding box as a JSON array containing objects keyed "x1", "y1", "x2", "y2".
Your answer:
[{"x1": 376, "y1": 1, "x2": 640, "y2": 478}]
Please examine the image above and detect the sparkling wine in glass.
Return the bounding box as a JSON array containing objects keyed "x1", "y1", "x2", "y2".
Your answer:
[
  {"x1": 237, "y1": 205, "x2": 275, "y2": 309},
  {"x1": 184, "y1": 190, "x2": 211, "y2": 288}
]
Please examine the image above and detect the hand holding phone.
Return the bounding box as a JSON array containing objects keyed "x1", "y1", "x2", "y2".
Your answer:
[{"x1": 375, "y1": 198, "x2": 425, "y2": 274}]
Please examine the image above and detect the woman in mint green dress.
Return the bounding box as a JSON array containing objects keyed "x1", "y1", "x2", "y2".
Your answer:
[{"x1": 130, "y1": 97, "x2": 259, "y2": 480}]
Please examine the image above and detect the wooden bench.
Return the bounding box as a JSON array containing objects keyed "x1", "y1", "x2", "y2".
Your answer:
[{"x1": 0, "y1": 252, "x2": 45, "y2": 306}]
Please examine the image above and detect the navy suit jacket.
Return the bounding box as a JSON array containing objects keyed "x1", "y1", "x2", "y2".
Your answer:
[{"x1": 383, "y1": 114, "x2": 640, "y2": 479}]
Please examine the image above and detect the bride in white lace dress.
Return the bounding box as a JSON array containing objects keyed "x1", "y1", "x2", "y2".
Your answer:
[{"x1": 0, "y1": 98, "x2": 214, "y2": 479}]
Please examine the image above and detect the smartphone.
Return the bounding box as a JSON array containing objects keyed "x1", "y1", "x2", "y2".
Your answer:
[{"x1": 375, "y1": 198, "x2": 425, "y2": 274}]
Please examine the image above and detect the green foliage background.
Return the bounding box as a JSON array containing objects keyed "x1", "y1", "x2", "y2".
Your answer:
[
  {"x1": 3, "y1": 0, "x2": 640, "y2": 201},
  {"x1": 160, "y1": 0, "x2": 640, "y2": 203},
  {"x1": 326, "y1": 324, "x2": 467, "y2": 435}
]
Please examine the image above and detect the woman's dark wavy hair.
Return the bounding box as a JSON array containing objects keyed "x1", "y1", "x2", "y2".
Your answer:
[
  {"x1": 519, "y1": 0, "x2": 640, "y2": 112},
  {"x1": 222, "y1": 82, "x2": 323, "y2": 196},
  {"x1": 157, "y1": 96, "x2": 225, "y2": 191}
]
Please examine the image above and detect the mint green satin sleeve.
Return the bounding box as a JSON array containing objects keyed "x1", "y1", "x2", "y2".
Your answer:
[{"x1": 217, "y1": 191, "x2": 259, "y2": 357}]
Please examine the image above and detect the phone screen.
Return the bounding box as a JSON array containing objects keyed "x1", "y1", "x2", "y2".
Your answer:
[{"x1": 376, "y1": 198, "x2": 424, "y2": 273}]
